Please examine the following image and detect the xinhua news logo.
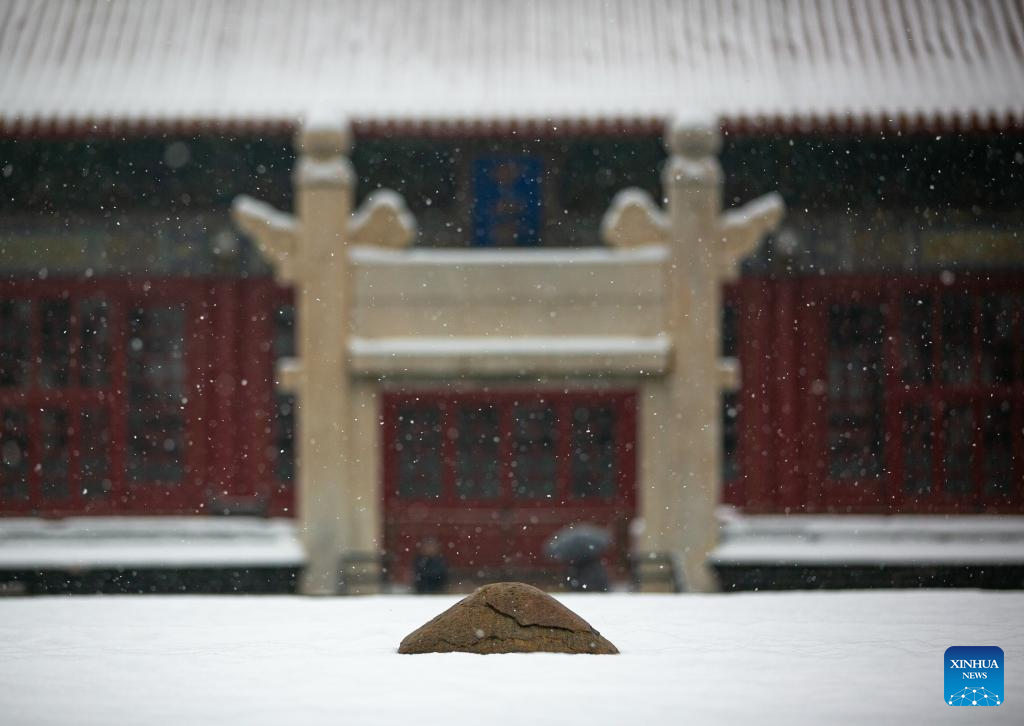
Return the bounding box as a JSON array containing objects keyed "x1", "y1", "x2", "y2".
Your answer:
[{"x1": 945, "y1": 646, "x2": 1004, "y2": 706}]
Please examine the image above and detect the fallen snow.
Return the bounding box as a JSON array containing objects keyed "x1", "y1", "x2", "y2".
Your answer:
[
  {"x1": 349, "y1": 335, "x2": 671, "y2": 357},
  {"x1": 349, "y1": 244, "x2": 669, "y2": 266},
  {"x1": 713, "y1": 540, "x2": 1024, "y2": 566},
  {"x1": 4, "y1": 1, "x2": 1023, "y2": 131},
  {"x1": 0, "y1": 518, "x2": 304, "y2": 569},
  {"x1": 348, "y1": 335, "x2": 671, "y2": 377},
  {"x1": 713, "y1": 512, "x2": 1024, "y2": 566},
  {"x1": 1, "y1": 591, "x2": 1022, "y2": 725}
]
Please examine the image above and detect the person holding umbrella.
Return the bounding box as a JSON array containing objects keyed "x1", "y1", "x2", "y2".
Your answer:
[{"x1": 545, "y1": 523, "x2": 611, "y2": 592}]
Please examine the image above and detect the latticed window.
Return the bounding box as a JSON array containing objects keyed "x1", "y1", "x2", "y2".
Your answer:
[
  {"x1": 383, "y1": 391, "x2": 636, "y2": 578},
  {"x1": 1, "y1": 293, "x2": 119, "y2": 510}
]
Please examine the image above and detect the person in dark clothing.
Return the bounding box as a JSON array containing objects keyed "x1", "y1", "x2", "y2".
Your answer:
[
  {"x1": 566, "y1": 555, "x2": 609, "y2": 592},
  {"x1": 412, "y1": 537, "x2": 449, "y2": 594}
]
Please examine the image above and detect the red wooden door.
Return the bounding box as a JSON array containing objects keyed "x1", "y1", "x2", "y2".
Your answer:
[
  {"x1": 228, "y1": 280, "x2": 296, "y2": 517},
  {"x1": 796, "y1": 274, "x2": 1024, "y2": 513},
  {"x1": 382, "y1": 390, "x2": 637, "y2": 582},
  {"x1": 886, "y1": 276, "x2": 1024, "y2": 513},
  {"x1": 0, "y1": 279, "x2": 210, "y2": 515},
  {"x1": 0, "y1": 289, "x2": 117, "y2": 513},
  {"x1": 0, "y1": 277, "x2": 303, "y2": 518},
  {"x1": 801, "y1": 279, "x2": 891, "y2": 511},
  {"x1": 119, "y1": 286, "x2": 210, "y2": 511}
]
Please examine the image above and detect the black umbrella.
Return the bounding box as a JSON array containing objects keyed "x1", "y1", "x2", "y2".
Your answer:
[{"x1": 544, "y1": 523, "x2": 611, "y2": 562}]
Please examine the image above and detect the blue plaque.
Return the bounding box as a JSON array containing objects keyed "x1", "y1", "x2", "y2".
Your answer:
[{"x1": 471, "y1": 155, "x2": 543, "y2": 247}]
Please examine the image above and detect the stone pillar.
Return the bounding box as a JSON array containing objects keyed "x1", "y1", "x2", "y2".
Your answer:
[
  {"x1": 292, "y1": 121, "x2": 355, "y2": 594},
  {"x1": 662, "y1": 120, "x2": 727, "y2": 593},
  {"x1": 232, "y1": 115, "x2": 414, "y2": 594},
  {"x1": 603, "y1": 114, "x2": 784, "y2": 592}
]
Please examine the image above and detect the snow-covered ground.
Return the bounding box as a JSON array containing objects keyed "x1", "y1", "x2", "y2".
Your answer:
[{"x1": 1, "y1": 590, "x2": 1021, "y2": 725}]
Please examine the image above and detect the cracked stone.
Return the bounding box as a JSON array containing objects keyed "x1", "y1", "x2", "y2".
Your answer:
[{"x1": 398, "y1": 582, "x2": 619, "y2": 654}]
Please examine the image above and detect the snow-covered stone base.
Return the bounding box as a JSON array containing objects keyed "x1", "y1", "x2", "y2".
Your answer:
[
  {"x1": 712, "y1": 511, "x2": 1024, "y2": 566},
  {"x1": 0, "y1": 517, "x2": 303, "y2": 570},
  {"x1": 1, "y1": 591, "x2": 1022, "y2": 724}
]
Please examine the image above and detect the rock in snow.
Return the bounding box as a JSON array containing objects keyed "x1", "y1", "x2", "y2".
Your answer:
[{"x1": 398, "y1": 582, "x2": 618, "y2": 654}]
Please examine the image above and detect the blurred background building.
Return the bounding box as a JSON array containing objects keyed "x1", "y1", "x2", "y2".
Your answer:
[{"x1": 1, "y1": 0, "x2": 1023, "y2": 593}]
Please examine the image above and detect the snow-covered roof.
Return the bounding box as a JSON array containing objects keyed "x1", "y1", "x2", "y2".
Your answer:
[
  {"x1": 1, "y1": 0, "x2": 1023, "y2": 136},
  {"x1": 712, "y1": 511, "x2": 1024, "y2": 566}
]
